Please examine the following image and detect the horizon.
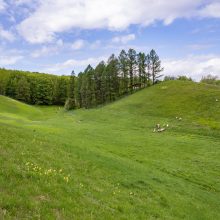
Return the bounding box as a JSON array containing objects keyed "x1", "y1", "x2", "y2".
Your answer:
[{"x1": 0, "y1": 0, "x2": 220, "y2": 80}]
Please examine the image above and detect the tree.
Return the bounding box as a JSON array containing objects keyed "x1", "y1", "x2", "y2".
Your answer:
[
  {"x1": 201, "y1": 74, "x2": 219, "y2": 85},
  {"x1": 16, "y1": 76, "x2": 31, "y2": 103},
  {"x1": 80, "y1": 65, "x2": 95, "y2": 108},
  {"x1": 65, "y1": 70, "x2": 76, "y2": 110},
  {"x1": 54, "y1": 76, "x2": 68, "y2": 105},
  {"x1": 145, "y1": 54, "x2": 151, "y2": 86},
  {"x1": 94, "y1": 61, "x2": 106, "y2": 105},
  {"x1": 118, "y1": 50, "x2": 129, "y2": 94},
  {"x1": 149, "y1": 49, "x2": 164, "y2": 84},
  {"x1": 127, "y1": 49, "x2": 137, "y2": 92},
  {"x1": 137, "y1": 52, "x2": 147, "y2": 88},
  {"x1": 106, "y1": 54, "x2": 120, "y2": 101},
  {"x1": 76, "y1": 72, "x2": 83, "y2": 108}
]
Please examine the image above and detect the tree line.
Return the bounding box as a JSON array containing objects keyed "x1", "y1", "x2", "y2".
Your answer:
[
  {"x1": 0, "y1": 48, "x2": 163, "y2": 109},
  {"x1": 0, "y1": 69, "x2": 69, "y2": 105}
]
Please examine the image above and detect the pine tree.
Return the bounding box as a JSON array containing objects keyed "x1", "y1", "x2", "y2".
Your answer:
[
  {"x1": 146, "y1": 54, "x2": 151, "y2": 86},
  {"x1": 106, "y1": 54, "x2": 120, "y2": 101},
  {"x1": 76, "y1": 72, "x2": 83, "y2": 108},
  {"x1": 127, "y1": 49, "x2": 137, "y2": 92},
  {"x1": 94, "y1": 61, "x2": 106, "y2": 105},
  {"x1": 137, "y1": 52, "x2": 147, "y2": 88},
  {"x1": 65, "y1": 70, "x2": 76, "y2": 110},
  {"x1": 81, "y1": 65, "x2": 95, "y2": 108},
  {"x1": 54, "y1": 76, "x2": 68, "y2": 105},
  {"x1": 118, "y1": 50, "x2": 129, "y2": 95},
  {"x1": 149, "y1": 49, "x2": 164, "y2": 84}
]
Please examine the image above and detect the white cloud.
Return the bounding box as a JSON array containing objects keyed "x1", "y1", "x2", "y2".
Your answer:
[
  {"x1": 112, "y1": 34, "x2": 135, "y2": 44},
  {"x1": 187, "y1": 43, "x2": 214, "y2": 50},
  {"x1": 17, "y1": 0, "x2": 220, "y2": 44},
  {"x1": 71, "y1": 39, "x2": 85, "y2": 50},
  {"x1": 0, "y1": 47, "x2": 24, "y2": 66},
  {"x1": 0, "y1": 25, "x2": 15, "y2": 42},
  {"x1": 0, "y1": 55, "x2": 23, "y2": 66},
  {"x1": 0, "y1": 0, "x2": 6, "y2": 12},
  {"x1": 42, "y1": 56, "x2": 107, "y2": 74},
  {"x1": 199, "y1": 2, "x2": 220, "y2": 18},
  {"x1": 31, "y1": 46, "x2": 58, "y2": 58},
  {"x1": 90, "y1": 40, "x2": 101, "y2": 49},
  {"x1": 163, "y1": 54, "x2": 220, "y2": 81},
  {"x1": 31, "y1": 39, "x2": 64, "y2": 58}
]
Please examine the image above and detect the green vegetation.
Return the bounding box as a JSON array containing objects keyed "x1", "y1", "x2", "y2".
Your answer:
[
  {"x1": 0, "y1": 49, "x2": 163, "y2": 109},
  {"x1": 0, "y1": 80, "x2": 220, "y2": 219}
]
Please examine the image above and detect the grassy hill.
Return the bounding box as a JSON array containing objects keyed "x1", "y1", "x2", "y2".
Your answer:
[{"x1": 0, "y1": 80, "x2": 220, "y2": 219}]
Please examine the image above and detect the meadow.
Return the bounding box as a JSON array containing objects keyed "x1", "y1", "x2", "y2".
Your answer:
[{"x1": 0, "y1": 80, "x2": 220, "y2": 219}]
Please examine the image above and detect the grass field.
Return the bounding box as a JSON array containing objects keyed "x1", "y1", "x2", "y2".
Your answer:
[{"x1": 0, "y1": 80, "x2": 220, "y2": 219}]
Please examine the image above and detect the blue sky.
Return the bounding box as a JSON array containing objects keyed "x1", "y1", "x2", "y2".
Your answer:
[{"x1": 0, "y1": 0, "x2": 220, "y2": 80}]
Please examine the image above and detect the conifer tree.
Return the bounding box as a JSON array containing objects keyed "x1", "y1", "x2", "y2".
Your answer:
[
  {"x1": 65, "y1": 70, "x2": 76, "y2": 110},
  {"x1": 149, "y1": 49, "x2": 164, "y2": 84},
  {"x1": 118, "y1": 50, "x2": 129, "y2": 95},
  {"x1": 146, "y1": 54, "x2": 151, "y2": 86},
  {"x1": 137, "y1": 52, "x2": 147, "y2": 88},
  {"x1": 94, "y1": 61, "x2": 106, "y2": 105},
  {"x1": 106, "y1": 54, "x2": 120, "y2": 101},
  {"x1": 127, "y1": 49, "x2": 137, "y2": 92}
]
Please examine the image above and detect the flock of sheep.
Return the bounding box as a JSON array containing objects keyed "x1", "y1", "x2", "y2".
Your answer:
[{"x1": 153, "y1": 116, "x2": 182, "y2": 133}]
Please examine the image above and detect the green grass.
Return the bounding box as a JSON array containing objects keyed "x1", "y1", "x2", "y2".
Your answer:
[{"x1": 0, "y1": 80, "x2": 220, "y2": 219}]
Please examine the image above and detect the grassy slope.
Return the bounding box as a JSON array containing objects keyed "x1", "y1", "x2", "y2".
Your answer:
[{"x1": 0, "y1": 81, "x2": 220, "y2": 219}]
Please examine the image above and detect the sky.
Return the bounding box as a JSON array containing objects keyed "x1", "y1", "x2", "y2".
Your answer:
[{"x1": 0, "y1": 0, "x2": 220, "y2": 80}]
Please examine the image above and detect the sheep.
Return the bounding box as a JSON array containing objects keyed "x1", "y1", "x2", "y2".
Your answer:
[{"x1": 157, "y1": 128, "x2": 166, "y2": 132}]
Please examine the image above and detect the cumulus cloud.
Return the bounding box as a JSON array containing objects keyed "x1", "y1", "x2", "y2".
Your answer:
[
  {"x1": 0, "y1": 47, "x2": 24, "y2": 66},
  {"x1": 42, "y1": 56, "x2": 107, "y2": 74},
  {"x1": 199, "y1": 2, "x2": 220, "y2": 18},
  {"x1": 163, "y1": 55, "x2": 220, "y2": 81},
  {"x1": 0, "y1": 25, "x2": 15, "y2": 42},
  {"x1": 71, "y1": 39, "x2": 86, "y2": 50},
  {"x1": 0, "y1": 55, "x2": 23, "y2": 66},
  {"x1": 16, "y1": 0, "x2": 220, "y2": 44},
  {"x1": 0, "y1": 0, "x2": 6, "y2": 12},
  {"x1": 112, "y1": 34, "x2": 135, "y2": 44},
  {"x1": 31, "y1": 46, "x2": 58, "y2": 58}
]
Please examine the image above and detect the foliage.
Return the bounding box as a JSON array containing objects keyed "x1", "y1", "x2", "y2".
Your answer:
[
  {"x1": 164, "y1": 75, "x2": 176, "y2": 81},
  {"x1": 149, "y1": 49, "x2": 164, "y2": 84},
  {"x1": 0, "y1": 48, "x2": 164, "y2": 108},
  {"x1": 200, "y1": 74, "x2": 220, "y2": 85},
  {"x1": 0, "y1": 68, "x2": 69, "y2": 105},
  {"x1": 0, "y1": 80, "x2": 220, "y2": 219},
  {"x1": 177, "y1": 75, "x2": 193, "y2": 81}
]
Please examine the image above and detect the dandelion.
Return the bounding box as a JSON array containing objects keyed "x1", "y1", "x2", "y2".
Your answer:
[{"x1": 64, "y1": 176, "x2": 69, "y2": 183}]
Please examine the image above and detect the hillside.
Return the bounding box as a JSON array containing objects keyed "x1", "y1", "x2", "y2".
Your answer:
[
  {"x1": 0, "y1": 95, "x2": 43, "y2": 121},
  {"x1": 0, "y1": 81, "x2": 220, "y2": 219}
]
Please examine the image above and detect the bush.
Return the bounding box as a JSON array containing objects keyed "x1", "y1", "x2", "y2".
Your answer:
[
  {"x1": 200, "y1": 75, "x2": 220, "y2": 85},
  {"x1": 177, "y1": 75, "x2": 193, "y2": 81},
  {"x1": 164, "y1": 76, "x2": 176, "y2": 81},
  {"x1": 64, "y1": 98, "x2": 76, "y2": 110}
]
